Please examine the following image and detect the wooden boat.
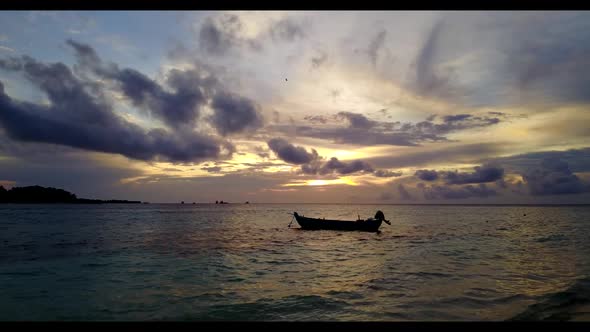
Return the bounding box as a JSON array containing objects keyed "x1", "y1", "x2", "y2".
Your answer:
[{"x1": 293, "y1": 210, "x2": 390, "y2": 233}]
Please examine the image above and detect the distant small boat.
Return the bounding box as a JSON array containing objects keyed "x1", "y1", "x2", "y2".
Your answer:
[{"x1": 293, "y1": 210, "x2": 390, "y2": 233}]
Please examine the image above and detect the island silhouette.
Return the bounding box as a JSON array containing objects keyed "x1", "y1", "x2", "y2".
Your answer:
[{"x1": 0, "y1": 185, "x2": 141, "y2": 204}]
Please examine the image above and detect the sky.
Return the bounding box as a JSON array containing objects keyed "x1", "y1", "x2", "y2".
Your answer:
[{"x1": 0, "y1": 10, "x2": 589, "y2": 203}]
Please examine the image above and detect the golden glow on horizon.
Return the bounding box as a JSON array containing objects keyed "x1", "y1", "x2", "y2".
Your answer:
[{"x1": 283, "y1": 177, "x2": 359, "y2": 187}]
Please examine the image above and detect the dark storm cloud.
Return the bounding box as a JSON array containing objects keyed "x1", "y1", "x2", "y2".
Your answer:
[
  {"x1": 267, "y1": 138, "x2": 319, "y2": 165},
  {"x1": 0, "y1": 83, "x2": 223, "y2": 162},
  {"x1": 415, "y1": 169, "x2": 439, "y2": 181},
  {"x1": 478, "y1": 148, "x2": 590, "y2": 197},
  {"x1": 114, "y1": 68, "x2": 209, "y2": 128},
  {"x1": 442, "y1": 114, "x2": 471, "y2": 122},
  {"x1": 487, "y1": 148, "x2": 590, "y2": 174},
  {"x1": 373, "y1": 169, "x2": 403, "y2": 178},
  {"x1": 422, "y1": 183, "x2": 498, "y2": 200},
  {"x1": 414, "y1": 164, "x2": 504, "y2": 184},
  {"x1": 522, "y1": 158, "x2": 590, "y2": 196},
  {"x1": 321, "y1": 157, "x2": 374, "y2": 175},
  {"x1": 300, "y1": 157, "x2": 387, "y2": 177},
  {"x1": 0, "y1": 54, "x2": 229, "y2": 163},
  {"x1": 210, "y1": 92, "x2": 264, "y2": 136},
  {"x1": 368, "y1": 30, "x2": 386, "y2": 67},
  {"x1": 300, "y1": 161, "x2": 322, "y2": 175},
  {"x1": 68, "y1": 40, "x2": 211, "y2": 129},
  {"x1": 66, "y1": 39, "x2": 264, "y2": 136},
  {"x1": 337, "y1": 112, "x2": 376, "y2": 129},
  {"x1": 442, "y1": 164, "x2": 504, "y2": 185}
]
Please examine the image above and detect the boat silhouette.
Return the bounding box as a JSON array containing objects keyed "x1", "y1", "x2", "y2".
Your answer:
[{"x1": 292, "y1": 210, "x2": 390, "y2": 233}]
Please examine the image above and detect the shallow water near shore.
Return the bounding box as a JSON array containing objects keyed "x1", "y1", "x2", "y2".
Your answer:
[{"x1": 1, "y1": 203, "x2": 590, "y2": 321}]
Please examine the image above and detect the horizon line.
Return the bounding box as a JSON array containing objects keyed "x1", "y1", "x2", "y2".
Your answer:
[{"x1": 111, "y1": 202, "x2": 590, "y2": 206}]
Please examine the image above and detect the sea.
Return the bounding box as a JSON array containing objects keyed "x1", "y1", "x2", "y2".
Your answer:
[{"x1": 1, "y1": 203, "x2": 590, "y2": 321}]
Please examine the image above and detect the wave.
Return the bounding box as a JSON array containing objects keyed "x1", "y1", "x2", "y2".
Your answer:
[
  {"x1": 508, "y1": 276, "x2": 590, "y2": 321},
  {"x1": 535, "y1": 234, "x2": 568, "y2": 243},
  {"x1": 182, "y1": 295, "x2": 351, "y2": 321}
]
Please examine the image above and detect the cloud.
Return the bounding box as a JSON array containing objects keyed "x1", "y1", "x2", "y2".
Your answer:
[
  {"x1": 197, "y1": 15, "x2": 306, "y2": 57},
  {"x1": 409, "y1": 114, "x2": 501, "y2": 135},
  {"x1": 68, "y1": 39, "x2": 211, "y2": 129},
  {"x1": 201, "y1": 166, "x2": 222, "y2": 173},
  {"x1": 300, "y1": 156, "x2": 379, "y2": 177},
  {"x1": 487, "y1": 147, "x2": 590, "y2": 174},
  {"x1": 422, "y1": 183, "x2": 498, "y2": 200},
  {"x1": 0, "y1": 46, "x2": 15, "y2": 53},
  {"x1": 321, "y1": 157, "x2": 374, "y2": 175},
  {"x1": 411, "y1": 20, "x2": 458, "y2": 101},
  {"x1": 442, "y1": 164, "x2": 504, "y2": 185},
  {"x1": 291, "y1": 125, "x2": 424, "y2": 146},
  {"x1": 337, "y1": 111, "x2": 376, "y2": 129},
  {"x1": 522, "y1": 158, "x2": 590, "y2": 196},
  {"x1": 66, "y1": 39, "x2": 264, "y2": 136},
  {"x1": 369, "y1": 143, "x2": 508, "y2": 169},
  {"x1": 373, "y1": 169, "x2": 403, "y2": 178},
  {"x1": 267, "y1": 138, "x2": 319, "y2": 164},
  {"x1": 415, "y1": 169, "x2": 439, "y2": 181},
  {"x1": 210, "y1": 92, "x2": 264, "y2": 136},
  {"x1": 368, "y1": 29, "x2": 386, "y2": 67},
  {"x1": 198, "y1": 14, "x2": 242, "y2": 56},
  {"x1": 253, "y1": 145, "x2": 270, "y2": 159},
  {"x1": 269, "y1": 18, "x2": 306, "y2": 42},
  {"x1": 414, "y1": 164, "x2": 504, "y2": 184},
  {"x1": 0, "y1": 52, "x2": 231, "y2": 163},
  {"x1": 502, "y1": 13, "x2": 590, "y2": 104},
  {"x1": 304, "y1": 115, "x2": 330, "y2": 124},
  {"x1": 270, "y1": 112, "x2": 502, "y2": 147},
  {"x1": 405, "y1": 12, "x2": 590, "y2": 107}
]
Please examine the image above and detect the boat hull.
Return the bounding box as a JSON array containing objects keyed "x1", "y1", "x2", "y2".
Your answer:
[{"x1": 294, "y1": 214, "x2": 383, "y2": 232}]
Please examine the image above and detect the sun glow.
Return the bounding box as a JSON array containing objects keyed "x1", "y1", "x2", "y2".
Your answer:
[{"x1": 283, "y1": 177, "x2": 359, "y2": 187}]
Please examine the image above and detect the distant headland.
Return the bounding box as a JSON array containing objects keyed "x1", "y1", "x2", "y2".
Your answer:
[{"x1": 0, "y1": 185, "x2": 141, "y2": 204}]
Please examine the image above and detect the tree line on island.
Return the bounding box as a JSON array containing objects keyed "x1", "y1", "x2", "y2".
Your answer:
[
  {"x1": 0, "y1": 185, "x2": 142, "y2": 204},
  {"x1": 0, "y1": 185, "x2": 252, "y2": 204}
]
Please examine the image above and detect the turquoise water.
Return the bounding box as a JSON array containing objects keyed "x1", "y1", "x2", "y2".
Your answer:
[{"x1": 1, "y1": 204, "x2": 590, "y2": 321}]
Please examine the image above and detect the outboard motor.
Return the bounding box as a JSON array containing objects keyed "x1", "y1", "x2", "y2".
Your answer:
[
  {"x1": 375, "y1": 210, "x2": 391, "y2": 225},
  {"x1": 375, "y1": 210, "x2": 385, "y2": 220}
]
